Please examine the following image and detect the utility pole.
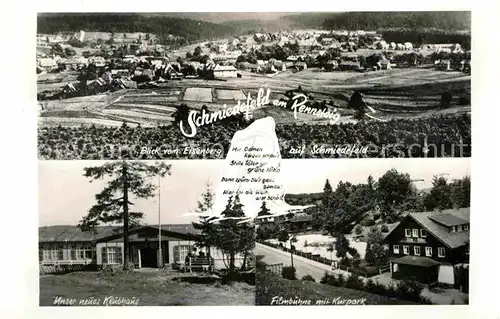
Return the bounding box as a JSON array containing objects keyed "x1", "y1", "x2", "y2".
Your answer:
[{"x1": 158, "y1": 174, "x2": 162, "y2": 268}]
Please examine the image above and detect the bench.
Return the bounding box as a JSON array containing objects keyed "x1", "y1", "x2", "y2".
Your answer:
[{"x1": 177, "y1": 257, "x2": 213, "y2": 273}]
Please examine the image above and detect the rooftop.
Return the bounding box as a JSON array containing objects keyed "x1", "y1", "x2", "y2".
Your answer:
[
  {"x1": 409, "y1": 208, "x2": 470, "y2": 249},
  {"x1": 39, "y1": 224, "x2": 199, "y2": 243}
]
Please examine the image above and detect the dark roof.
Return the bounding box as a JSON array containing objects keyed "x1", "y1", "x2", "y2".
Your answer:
[
  {"x1": 408, "y1": 208, "x2": 470, "y2": 249},
  {"x1": 392, "y1": 255, "x2": 441, "y2": 267},
  {"x1": 429, "y1": 212, "x2": 469, "y2": 227},
  {"x1": 39, "y1": 224, "x2": 199, "y2": 243},
  {"x1": 39, "y1": 225, "x2": 121, "y2": 242}
]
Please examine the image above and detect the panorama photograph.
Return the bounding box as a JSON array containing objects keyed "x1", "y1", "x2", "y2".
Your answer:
[{"x1": 36, "y1": 12, "x2": 471, "y2": 160}]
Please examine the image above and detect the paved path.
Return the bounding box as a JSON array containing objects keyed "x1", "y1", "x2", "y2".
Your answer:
[{"x1": 255, "y1": 243, "x2": 352, "y2": 282}]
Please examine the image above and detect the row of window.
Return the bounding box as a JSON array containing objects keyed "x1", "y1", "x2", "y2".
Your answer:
[
  {"x1": 393, "y1": 244, "x2": 446, "y2": 258},
  {"x1": 404, "y1": 228, "x2": 427, "y2": 238},
  {"x1": 39, "y1": 248, "x2": 93, "y2": 261},
  {"x1": 450, "y1": 224, "x2": 469, "y2": 233}
]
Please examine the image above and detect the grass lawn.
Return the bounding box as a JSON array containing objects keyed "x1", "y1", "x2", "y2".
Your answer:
[
  {"x1": 256, "y1": 270, "x2": 417, "y2": 305},
  {"x1": 40, "y1": 271, "x2": 255, "y2": 306}
]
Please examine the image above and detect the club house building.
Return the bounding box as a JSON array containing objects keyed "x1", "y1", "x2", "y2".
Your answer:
[
  {"x1": 383, "y1": 208, "x2": 470, "y2": 285},
  {"x1": 39, "y1": 224, "x2": 246, "y2": 271}
]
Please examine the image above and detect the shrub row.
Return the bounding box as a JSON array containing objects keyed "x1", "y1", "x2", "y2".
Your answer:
[{"x1": 320, "y1": 272, "x2": 432, "y2": 304}]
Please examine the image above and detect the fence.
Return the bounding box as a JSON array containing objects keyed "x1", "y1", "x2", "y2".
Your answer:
[{"x1": 40, "y1": 263, "x2": 97, "y2": 275}]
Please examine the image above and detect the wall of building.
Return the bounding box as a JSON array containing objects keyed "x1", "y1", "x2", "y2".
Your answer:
[
  {"x1": 39, "y1": 242, "x2": 95, "y2": 265},
  {"x1": 386, "y1": 217, "x2": 457, "y2": 264}
]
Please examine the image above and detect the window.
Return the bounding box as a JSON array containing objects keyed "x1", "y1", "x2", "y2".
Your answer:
[
  {"x1": 405, "y1": 229, "x2": 411, "y2": 237},
  {"x1": 464, "y1": 224, "x2": 469, "y2": 230},
  {"x1": 451, "y1": 226, "x2": 457, "y2": 233},
  {"x1": 43, "y1": 250, "x2": 51, "y2": 261},
  {"x1": 393, "y1": 245, "x2": 400, "y2": 254},
  {"x1": 425, "y1": 247, "x2": 432, "y2": 257},
  {"x1": 420, "y1": 229, "x2": 427, "y2": 237},
  {"x1": 76, "y1": 245, "x2": 93, "y2": 259},
  {"x1": 438, "y1": 247, "x2": 446, "y2": 258},
  {"x1": 50, "y1": 249, "x2": 58, "y2": 260},
  {"x1": 102, "y1": 247, "x2": 122, "y2": 264},
  {"x1": 412, "y1": 229, "x2": 419, "y2": 237},
  {"x1": 457, "y1": 225, "x2": 463, "y2": 231},
  {"x1": 107, "y1": 247, "x2": 117, "y2": 264},
  {"x1": 173, "y1": 245, "x2": 191, "y2": 263},
  {"x1": 414, "y1": 246, "x2": 421, "y2": 256},
  {"x1": 403, "y1": 245, "x2": 409, "y2": 255}
]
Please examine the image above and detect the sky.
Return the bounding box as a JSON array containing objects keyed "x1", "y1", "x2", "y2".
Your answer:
[{"x1": 38, "y1": 158, "x2": 470, "y2": 226}]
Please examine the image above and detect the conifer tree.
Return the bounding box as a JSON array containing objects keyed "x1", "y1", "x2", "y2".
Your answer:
[{"x1": 78, "y1": 161, "x2": 171, "y2": 270}]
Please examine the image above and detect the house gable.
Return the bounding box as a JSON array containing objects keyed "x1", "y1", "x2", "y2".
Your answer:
[{"x1": 384, "y1": 214, "x2": 451, "y2": 249}]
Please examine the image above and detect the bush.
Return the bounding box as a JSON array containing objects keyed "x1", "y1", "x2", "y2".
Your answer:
[
  {"x1": 282, "y1": 266, "x2": 297, "y2": 280},
  {"x1": 345, "y1": 275, "x2": 365, "y2": 290},
  {"x1": 301, "y1": 274, "x2": 316, "y2": 282},
  {"x1": 320, "y1": 272, "x2": 330, "y2": 284},
  {"x1": 395, "y1": 280, "x2": 424, "y2": 302},
  {"x1": 336, "y1": 273, "x2": 345, "y2": 286},
  {"x1": 354, "y1": 224, "x2": 363, "y2": 235},
  {"x1": 321, "y1": 273, "x2": 341, "y2": 286},
  {"x1": 381, "y1": 224, "x2": 389, "y2": 233},
  {"x1": 360, "y1": 217, "x2": 375, "y2": 227}
]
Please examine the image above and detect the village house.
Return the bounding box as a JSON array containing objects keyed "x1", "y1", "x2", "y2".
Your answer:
[
  {"x1": 383, "y1": 208, "x2": 470, "y2": 286},
  {"x1": 39, "y1": 224, "x2": 246, "y2": 270},
  {"x1": 377, "y1": 59, "x2": 392, "y2": 70},
  {"x1": 286, "y1": 213, "x2": 313, "y2": 232},
  {"x1": 321, "y1": 37, "x2": 334, "y2": 45},
  {"x1": 293, "y1": 61, "x2": 308, "y2": 71},
  {"x1": 376, "y1": 40, "x2": 390, "y2": 50},
  {"x1": 37, "y1": 58, "x2": 57, "y2": 70},
  {"x1": 212, "y1": 65, "x2": 238, "y2": 78},
  {"x1": 430, "y1": 43, "x2": 463, "y2": 54},
  {"x1": 59, "y1": 57, "x2": 88, "y2": 71},
  {"x1": 325, "y1": 59, "x2": 339, "y2": 71},
  {"x1": 461, "y1": 60, "x2": 471, "y2": 73},
  {"x1": 89, "y1": 56, "x2": 106, "y2": 67},
  {"x1": 404, "y1": 42, "x2": 414, "y2": 50},
  {"x1": 297, "y1": 38, "x2": 321, "y2": 52},
  {"x1": 435, "y1": 59, "x2": 452, "y2": 71},
  {"x1": 238, "y1": 62, "x2": 261, "y2": 73}
]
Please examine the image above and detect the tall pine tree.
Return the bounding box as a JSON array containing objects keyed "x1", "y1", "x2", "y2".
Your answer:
[
  {"x1": 78, "y1": 161, "x2": 171, "y2": 270},
  {"x1": 192, "y1": 180, "x2": 217, "y2": 257},
  {"x1": 257, "y1": 201, "x2": 271, "y2": 217},
  {"x1": 216, "y1": 195, "x2": 255, "y2": 273}
]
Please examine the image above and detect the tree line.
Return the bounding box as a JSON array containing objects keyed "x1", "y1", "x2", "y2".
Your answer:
[
  {"x1": 37, "y1": 13, "x2": 237, "y2": 44},
  {"x1": 302, "y1": 169, "x2": 470, "y2": 235}
]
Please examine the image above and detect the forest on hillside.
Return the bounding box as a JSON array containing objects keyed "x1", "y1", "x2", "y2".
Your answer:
[
  {"x1": 37, "y1": 13, "x2": 237, "y2": 43},
  {"x1": 38, "y1": 12, "x2": 471, "y2": 48},
  {"x1": 284, "y1": 11, "x2": 471, "y2": 31}
]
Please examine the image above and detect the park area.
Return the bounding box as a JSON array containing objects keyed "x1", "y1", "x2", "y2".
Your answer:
[
  {"x1": 39, "y1": 270, "x2": 255, "y2": 306},
  {"x1": 255, "y1": 267, "x2": 415, "y2": 305},
  {"x1": 267, "y1": 234, "x2": 367, "y2": 261}
]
